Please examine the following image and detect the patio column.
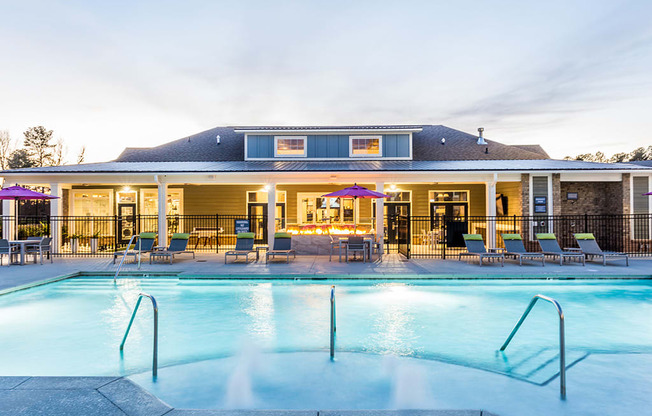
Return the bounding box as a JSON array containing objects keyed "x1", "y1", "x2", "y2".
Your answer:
[
  {"x1": 486, "y1": 178, "x2": 497, "y2": 249},
  {"x1": 158, "y1": 181, "x2": 168, "y2": 248},
  {"x1": 267, "y1": 182, "x2": 276, "y2": 244},
  {"x1": 2, "y1": 199, "x2": 14, "y2": 240},
  {"x1": 375, "y1": 182, "x2": 384, "y2": 246},
  {"x1": 49, "y1": 183, "x2": 62, "y2": 253}
]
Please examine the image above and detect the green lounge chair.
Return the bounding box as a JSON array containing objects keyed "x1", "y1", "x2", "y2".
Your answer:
[
  {"x1": 266, "y1": 232, "x2": 296, "y2": 263},
  {"x1": 501, "y1": 234, "x2": 545, "y2": 266},
  {"x1": 574, "y1": 233, "x2": 629, "y2": 266},
  {"x1": 225, "y1": 232, "x2": 256, "y2": 264},
  {"x1": 114, "y1": 232, "x2": 157, "y2": 263},
  {"x1": 150, "y1": 233, "x2": 195, "y2": 264},
  {"x1": 536, "y1": 233, "x2": 585, "y2": 266},
  {"x1": 459, "y1": 234, "x2": 504, "y2": 266}
]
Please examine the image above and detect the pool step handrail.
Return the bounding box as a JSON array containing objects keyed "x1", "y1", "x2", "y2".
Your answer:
[
  {"x1": 114, "y1": 234, "x2": 139, "y2": 282},
  {"x1": 330, "y1": 285, "x2": 336, "y2": 359},
  {"x1": 500, "y1": 294, "x2": 566, "y2": 399},
  {"x1": 120, "y1": 292, "x2": 158, "y2": 377}
]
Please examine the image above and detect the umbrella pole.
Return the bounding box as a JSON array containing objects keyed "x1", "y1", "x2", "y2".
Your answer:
[{"x1": 14, "y1": 198, "x2": 18, "y2": 240}]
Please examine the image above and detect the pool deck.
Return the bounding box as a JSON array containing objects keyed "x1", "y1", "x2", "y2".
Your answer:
[
  {"x1": 1, "y1": 254, "x2": 650, "y2": 416},
  {"x1": 1, "y1": 253, "x2": 649, "y2": 293}
]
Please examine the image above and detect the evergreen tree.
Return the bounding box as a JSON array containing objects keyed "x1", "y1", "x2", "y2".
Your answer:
[{"x1": 23, "y1": 126, "x2": 54, "y2": 167}]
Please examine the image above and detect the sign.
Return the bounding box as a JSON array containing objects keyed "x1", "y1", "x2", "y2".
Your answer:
[
  {"x1": 234, "y1": 219, "x2": 250, "y2": 234},
  {"x1": 567, "y1": 192, "x2": 578, "y2": 200},
  {"x1": 534, "y1": 205, "x2": 547, "y2": 213},
  {"x1": 534, "y1": 196, "x2": 547, "y2": 205}
]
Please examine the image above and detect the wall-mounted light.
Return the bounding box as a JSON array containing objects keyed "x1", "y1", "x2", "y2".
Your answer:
[
  {"x1": 389, "y1": 184, "x2": 398, "y2": 191},
  {"x1": 122, "y1": 186, "x2": 131, "y2": 192},
  {"x1": 262, "y1": 184, "x2": 271, "y2": 192}
]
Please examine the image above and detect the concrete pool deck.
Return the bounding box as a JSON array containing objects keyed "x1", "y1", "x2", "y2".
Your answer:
[
  {"x1": 1, "y1": 253, "x2": 650, "y2": 293},
  {"x1": 0, "y1": 254, "x2": 650, "y2": 415}
]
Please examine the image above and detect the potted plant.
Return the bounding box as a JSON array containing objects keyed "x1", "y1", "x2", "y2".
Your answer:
[
  {"x1": 90, "y1": 231, "x2": 100, "y2": 254},
  {"x1": 69, "y1": 234, "x2": 83, "y2": 254}
]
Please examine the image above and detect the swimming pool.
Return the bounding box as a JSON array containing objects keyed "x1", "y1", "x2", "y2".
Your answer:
[{"x1": 1, "y1": 277, "x2": 651, "y2": 411}]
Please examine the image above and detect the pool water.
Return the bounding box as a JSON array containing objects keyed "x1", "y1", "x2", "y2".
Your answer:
[{"x1": 1, "y1": 277, "x2": 650, "y2": 381}]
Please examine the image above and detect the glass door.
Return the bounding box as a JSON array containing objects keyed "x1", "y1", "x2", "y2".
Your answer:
[
  {"x1": 118, "y1": 204, "x2": 136, "y2": 244},
  {"x1": 386, "y1": 203, "x2": 410, "y2": 244}
]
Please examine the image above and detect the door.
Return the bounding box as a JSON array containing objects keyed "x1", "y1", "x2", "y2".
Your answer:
[
  {"x1": 248, "y1": 203, "x2": 286, "y2": 242},
  {"x1": 118, "y1": 204, "x2": 136, "y2": 245},
  {"x1": 430, "y1": 203, "x2": 469, "y2": 248},
  {"x1": 386, "y1": 203, "x2": 410, "y2": 244}
]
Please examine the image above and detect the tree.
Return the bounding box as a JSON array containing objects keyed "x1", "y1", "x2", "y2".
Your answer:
[
  {"x1": 77, "y1": 146, "x2": 86, "y2": 164},
  {"x1": 7, "y1": 149, "x2": 35, "y2": 169},
  {"x1": 51, "y1": 138, "x2": 66, "y2": 166},
  {"x1": 0, "y1": 130, "x2": 12, "y2": 170},
  {"x1": 23, "y1": 126, "x2": 54, "y2": 167}
]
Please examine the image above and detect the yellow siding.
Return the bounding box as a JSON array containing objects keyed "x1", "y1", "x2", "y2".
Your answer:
[
  {"x1": 389, "y1": 183, "x2": 487, "y2": 216},
  {"x1": 496, "y1": 182, "x2": 522, "y2": 216}
]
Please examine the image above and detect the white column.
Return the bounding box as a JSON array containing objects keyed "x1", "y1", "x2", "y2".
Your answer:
[
  {"x1": 267, "y1": 183, "x2": 276, "y2": 245},
  {"x1": 2, "y1": 199, "x2": 14, "y2": 240},
  {"x1": 50, "y1": 183, "x2": 63, "y2": 253},
  {"x1": 486, "y1": 179, "x2": 497, "y2": 248},
  {"x1": 375, "y1": 182, "x2": 384, "y2": 245},
  {"x1": 158, "y1": 181, "x2": 168, "y2": 248}
]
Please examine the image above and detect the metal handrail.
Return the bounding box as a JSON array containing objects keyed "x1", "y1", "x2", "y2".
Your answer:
[
  {"x1": 114, "y1": 234, "x2": 139, "y2": 282},
  {"x1": 500, "y1": 294, "x2": 566, "y2": 399},
  {"x1": 330, "y1": 285, "x2": 336, "y2": 360},
  {"x1": 120, "y1": 292, "x2": 158, "y2": 377}
]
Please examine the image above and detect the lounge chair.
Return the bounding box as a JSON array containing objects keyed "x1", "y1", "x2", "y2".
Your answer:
[
  {"x1": 150, "y1": 233, "x2": 195, "y2": 264},
  {"x1": 574, "y1": 233, "x2": 629, "y2": 266},
  {"x1": 0, "y1": 239, "x2": 17, "y2": 266},
  {"x1": 113, "y1": 232, "x2": 157, "y2": 263},
  {"x1": 459, "y1": 234, "x2": 504, "y2": 266},
  {"x1": 501, "y1": 234, "x2": 545, "y2": 266},
  {"x1": 266, "y1": 232, "x2": 296, "y2": 263},
  {"x1": 225, "y1": 232, "x2": 256, "y2": 264},
  {"x1": 25, "y1": 237, "x2": 53, "y2": 264},
  {"x1": 536, "y1": 233, "x2": 585, "y2": 266}
]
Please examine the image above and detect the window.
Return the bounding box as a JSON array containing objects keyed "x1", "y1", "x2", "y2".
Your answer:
[
  {"x1": 350, "y1": 136, "x2": 381, "y2": 157},
  {"x1": 72, "y1": 190, "x2": 113, "y2": 216},
  {"x1": 275, "y1": 136, "x2": 307, "y2": 157},
  {"x1": 429, "y1": 191, "x2": 468, "y2": 202},
  {"x1": 140, "y1": 189, "x2": 184, "y2": 216},
  {"x1": 298, "y1": 193, "x2": 355, "y2": 225}
]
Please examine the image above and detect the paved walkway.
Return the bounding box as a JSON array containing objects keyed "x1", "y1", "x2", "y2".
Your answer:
[{"x1": 1, "y1": 253, "x2": 649, "y2": 293}]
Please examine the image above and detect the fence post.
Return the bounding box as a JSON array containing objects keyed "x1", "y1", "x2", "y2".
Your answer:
[
  {"x1": 215, "y1": 214, "x2": 219, "y2": 253},
  {"x1": 441, "y1": 215, "x2": 446, "y2": 259},
  {"x1": 584, "y1": 214, "x2": 588, "y2": 233},
  {"x1": 114, "y1": 215, "x2": 119, "y2": 251}
]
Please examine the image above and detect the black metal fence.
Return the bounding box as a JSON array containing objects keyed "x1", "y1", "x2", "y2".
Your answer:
[{"x1": 388, "y1": 214, "x2": 652, "y2": 259}]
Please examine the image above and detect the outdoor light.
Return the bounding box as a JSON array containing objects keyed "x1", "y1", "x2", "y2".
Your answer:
[
  {"x1": 122, "y1": 186, "x2": 131, "y2": 192},
  {"x1": 262, "y1": 184, "x2": 270, "y2": 192},
  {"x1": 389, "y1": 184, "x2": 398, "y2": 191},
  {"x1": 441, "y1": 138, "x2": 446, "y2": 145}
]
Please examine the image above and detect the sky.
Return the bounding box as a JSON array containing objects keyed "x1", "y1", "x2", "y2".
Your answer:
[{"x1": 0, "y1": 0, "x2": 651, "y2": 163}]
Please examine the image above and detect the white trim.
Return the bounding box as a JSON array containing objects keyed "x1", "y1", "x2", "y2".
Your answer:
[
  {"x1": 372, "y1": 189, "x2": 413, "y2": 216},
  {"x1": 139, "y1": 187, "x2": 185, "y2": 216},
  {"x1": 235, "y1": 128, "x2": 423, "y2": 134},
  {"x1": 274, "y1": 136, "x2": 307, "y2": 158},
  {"x1": 349, "y1": 135, "x2": 383, "y2": 158}
]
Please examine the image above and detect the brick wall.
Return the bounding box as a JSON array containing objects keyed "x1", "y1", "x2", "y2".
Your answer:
[
  {"x1": 552, "y1": 173, "x2": 561, "y2": 216},
  {"x1": 559, "y1": 181, "x2": 623, "y2": 215},
  {"x1": 520, "y1": 174, "x2": 530, "y2": 215}
]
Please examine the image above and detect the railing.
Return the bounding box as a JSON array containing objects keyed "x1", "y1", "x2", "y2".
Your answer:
[
  {"x1": 386, "y1": 214, "x2": 652, "y2": 259},
  {"x1": 114, "y1": 234, "x2": 138, "y2": 282},
  {"x1": 330, "y1": 285, "x2": 336, "y2": 360},
  {"x1": 500, "y1": 294, "x2": 566, "y2": 399},
  {"x1": 120, "y1": 293, "x2": 159, "y2": 377}
]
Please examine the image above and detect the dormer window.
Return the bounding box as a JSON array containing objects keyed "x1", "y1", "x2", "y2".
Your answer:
[
  {"x1": 350, "y1": 136, "x2": 382, "y2": 157},
  {"x1": 275, "y1": 136, "x2": 307, "y2": 157}
]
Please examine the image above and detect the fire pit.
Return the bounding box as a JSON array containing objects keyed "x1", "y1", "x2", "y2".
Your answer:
[{"x1": 286, "y1": 224, "x2": 374, "y2": 254}]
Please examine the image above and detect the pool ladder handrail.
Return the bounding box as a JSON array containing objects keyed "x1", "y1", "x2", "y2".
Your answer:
[
  {"x1": 120, "y1": 292, "x2": 158, "y2": 377},
  {"x1": 500, "y1": 294, "x2": 566, "y2": 399},
  {"x1": 330, "y1": 285, "x2": 336, "y2": 359},
  {"x1": 114, "y1": 234, "x2": 142, "y2": 282}
]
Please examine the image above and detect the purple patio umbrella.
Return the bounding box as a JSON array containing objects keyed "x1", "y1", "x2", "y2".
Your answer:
[
  {"x1": 0, "y1": 185, "x2": 59, "y2": 239},
  {"x1": 322, "y1": 183, "x2": 389, "y2": 231}
]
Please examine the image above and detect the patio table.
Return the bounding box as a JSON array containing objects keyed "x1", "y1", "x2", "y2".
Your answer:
[
  {"x1": 9, "y1": 240, "x2": 40, "y2": 265},
  {"x1": 337, "y1": 237, "x2": 374, "y2": 263}
]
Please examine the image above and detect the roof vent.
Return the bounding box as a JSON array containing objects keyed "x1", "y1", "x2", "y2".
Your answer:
[
  {"x1": 216, "y1": 135, "x2": 221, "y2": 145},
  {"x1": 440, "y1": 138, "x2": 446, "y2": 145},
  {"x1": 477, "y1": 127, "x2": 487, "y2": 145}
]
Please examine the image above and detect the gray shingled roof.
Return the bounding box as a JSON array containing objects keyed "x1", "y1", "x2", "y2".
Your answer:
[
  {"x1": 510, "y1": 144, "x2": 550, "y2": 158},
  {"x1": 114, "y1": 125, "x2": 547, "y2": 163},
  {"x1": 3, "y1": 159, "x2": 647, "y2": 175}
]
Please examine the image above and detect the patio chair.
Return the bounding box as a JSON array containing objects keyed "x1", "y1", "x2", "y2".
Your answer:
[
  {"x1": 224, "y1": 232, "x2": 256, "y2": 264},
  {"x1": 113, "y1": 232, "x2": 157, "y2": 264},
  {"x1": 371, "y1": 234, "x2": 383, "y2": 261},
  {"x1": 536, "y1": 233, "x2": 585, "y2": 266},
  {"x1": 0, "y1": 239, "x2": 17, "y2": 266},
  {"x1": 574, "y1": 233, "x2": 629, "y2": 266},
  {"x1": 346, "y1": 236, "x2": 367, "y2": 263},
  {"x1": 459, "y1": 234, "x2": 504, "y2": 266},
  {"x1": 501, "y1": 234, "x2": 545, "y2": 266},
  {"x1": 150, "y1": 233, "x2": 195, "y2": 264},
  {"x1": 25, "y1": 237, "x2": 53, "y2": 264},
  {"x1": 328, "y1": 235, "x2": 341, "y2": 262},
  {"x1": 266, "y1": 232, "x2": 296, "y2": 263}
]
